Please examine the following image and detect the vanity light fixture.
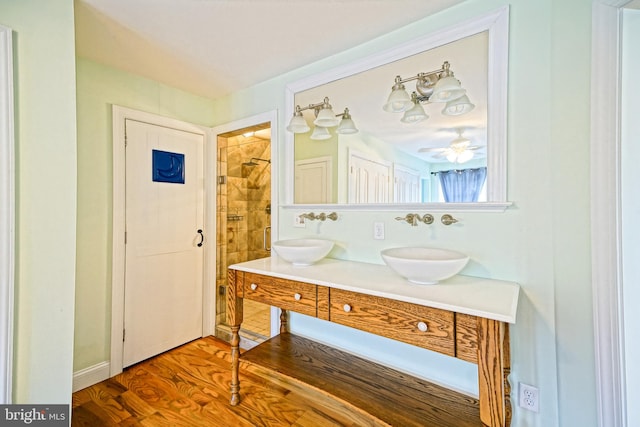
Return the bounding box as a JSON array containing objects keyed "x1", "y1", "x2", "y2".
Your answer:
[
  {"x1": 383, "y1": 61, "x2": 474, "y2": 122},
  {"x1": 286, "y1": 97, "x2": 358, "y2": 140}
]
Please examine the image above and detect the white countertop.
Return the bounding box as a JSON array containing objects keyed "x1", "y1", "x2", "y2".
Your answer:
[{"x1": 229, "y1": 257, "x2": 520, "y2": 323}]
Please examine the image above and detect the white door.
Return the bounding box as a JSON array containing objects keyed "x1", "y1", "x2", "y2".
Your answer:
[
  {"x1": 295, "y1": 157, "x2": 332, "y2": 203},
  {"x1": 348, "y1": 151, "x2": 391, "y2": 203},
  {"x1": 123, "y1": 119, "x2": 204, "y2": 367},
  {"x1": 393, "y1": 165, "x2": 421, "y2": 203}
]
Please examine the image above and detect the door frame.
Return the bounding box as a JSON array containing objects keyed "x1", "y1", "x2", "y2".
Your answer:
[
  {"x1": 590, "y1": 1, "x2": 631, "y2": 425},
  {"x1": 110, "y1": 105, "x2": 210, "y2": 376},
  {"x1": 0, "y1": 24, "x2": 14, "y2": 404},
  {"x1": 209, "y1": 110, "x2": 279, "y2": 337}
]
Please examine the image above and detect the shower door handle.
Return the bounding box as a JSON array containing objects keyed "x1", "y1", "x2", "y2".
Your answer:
[{"x1": 263, "y1": 226, "x2": 271, "y2": 251}]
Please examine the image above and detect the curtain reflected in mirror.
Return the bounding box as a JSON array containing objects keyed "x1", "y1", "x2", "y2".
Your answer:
[{"x1": 435, "y1": 167, "x2": 487, "y2": 203}]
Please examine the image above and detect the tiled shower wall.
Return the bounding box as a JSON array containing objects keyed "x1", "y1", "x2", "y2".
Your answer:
[{"x1": 216, "y1": 134, "x2": 271, "y2": 327}]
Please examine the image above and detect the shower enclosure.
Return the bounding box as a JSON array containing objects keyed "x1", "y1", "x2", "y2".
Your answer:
[{"x1": 215, "y1": 124, "x2": 272, "y2": 344}]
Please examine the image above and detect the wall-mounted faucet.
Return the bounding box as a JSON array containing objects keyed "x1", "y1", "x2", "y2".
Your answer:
[
  {"x1": 395, "y1": 213, "x2": 434, "y2": 226},
  {"x1": 299, "y1": 212, "x2": 338, "y2": 222}
]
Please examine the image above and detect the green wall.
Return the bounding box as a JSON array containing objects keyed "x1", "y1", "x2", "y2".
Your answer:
[
  {"x1": 0, "y1": 0, "x2": 77, "y2": 403},
  {"x1": 212, "y1": 1, "x2": 594, "y2": 426},
  {"x1": 74, "y1": 58, "x2": 215, "y2": 371}
]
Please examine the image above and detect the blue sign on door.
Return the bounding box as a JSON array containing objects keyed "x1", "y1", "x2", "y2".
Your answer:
[{"x1": 152, "y1": 150, "x2": 185, "y2": 184}]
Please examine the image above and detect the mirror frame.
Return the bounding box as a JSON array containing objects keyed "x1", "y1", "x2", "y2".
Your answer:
[{"x1": 283, "y1": 6, "x2": 511, "y2": 212}]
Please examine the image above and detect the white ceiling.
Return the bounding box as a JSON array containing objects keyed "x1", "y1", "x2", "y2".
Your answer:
[{"x1": 74, "y1": 0, "x2": 465, "y2": 99}]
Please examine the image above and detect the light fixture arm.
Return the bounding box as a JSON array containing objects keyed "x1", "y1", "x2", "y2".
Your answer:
[
  {"x1": 294, "y1": 96, "x2": 333, "y2": 115},
  {"x1": 392, "y1": 63, "x2": 448, "y2": 87}
]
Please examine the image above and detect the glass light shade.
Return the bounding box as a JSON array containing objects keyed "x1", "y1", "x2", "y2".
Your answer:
[
  {"x1": 446, "y1": 151, "x2": 457, "y2": 163},
  {"x1": 383, "y1": 86, "x2": 413, "y2": 112},
  {"x1": 457, "y1": 150, "x2": 474, "y2": 163},
  {"x1": 431, "y1": 76, "x2": 466, "y2": 102},
  {"x1": 310, "y1": 125, "x2": 331, "y2": 140},
  {"x1": 400, "y1": 103, "x2": 428, "y2": 123},
  {"x1": 286, "y1": 114, "x2": 310, "y2": 133},
  {"x1": 314, "y1": 108, "x2": 340, "y2": 127},
  {"x1": 336, "y1": 117, "x2": 358, "y2": 134},
  {"x1": 442, "y1": 95, "x2": 475, "y2": 116}
]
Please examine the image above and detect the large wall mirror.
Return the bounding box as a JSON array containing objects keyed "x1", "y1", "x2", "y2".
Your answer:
[{"x1": 283, "y1": 7, "x2": 510, "y2": 211}]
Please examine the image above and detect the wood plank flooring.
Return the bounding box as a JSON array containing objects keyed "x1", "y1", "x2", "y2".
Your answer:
[
  {"x1": 72, "y1": 336, "x2": 385, "y2": 426},
  {"x1": 242, "y1": 333, "x2": 482, "y2": 427}
]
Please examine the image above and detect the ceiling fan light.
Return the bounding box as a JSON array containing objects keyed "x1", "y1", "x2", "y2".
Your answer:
[
  {"x1": 432, "y1": 75, "x2": 466, "y2": 103},
  {"x1": 314, "y1": 107, "x2": 340, "y2": 127},
  {"x1": 310, "y1": 125, "x2": 331, "y2": 140},
  {"x1": 446, "y1": 151, "x2": 457, "y2": 163},
  {"x1": 457, "y1": 150, "x2": 474, "y2": 163},
  {"x1": 400, "y1": 103, "x2": 428, "y2": 123},
  {"x1": 286, "y1": 114, "x2": 310, "y2": 133},
  {"x1": 442, "y1": 95, "x2": 475, "y2": 116},
  {"x1": 450, "y1": 136, "x2": 471, "y2": 149},
  {"x1": 383, "y1": 84, "x2": 413, "y2": 112}
]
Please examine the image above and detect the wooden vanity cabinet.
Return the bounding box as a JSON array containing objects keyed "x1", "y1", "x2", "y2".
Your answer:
[{"x1": 228, "y1": 267, "x2": 513, "y2": 427}]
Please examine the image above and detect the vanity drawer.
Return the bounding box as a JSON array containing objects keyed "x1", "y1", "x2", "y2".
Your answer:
[
  {"x1": 244, "y1": 272, "x2": 317, "y2": 317},
  {"x1": 329, "y1": 289, "x2": 455, "y2": 356}
]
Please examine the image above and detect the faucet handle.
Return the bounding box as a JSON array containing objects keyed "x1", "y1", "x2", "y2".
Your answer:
[
  {"x1": 441, "y1": 214, "x2": 459, "y2": 226},
  {"x1": 421, "y1": 214, "x2": 434, "y2": 224}
]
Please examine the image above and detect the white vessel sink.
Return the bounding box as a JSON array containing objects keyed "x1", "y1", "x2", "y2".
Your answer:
[
  {"x1": 272, "y1": 239, "x2": 334, "y2": 266},
  {"x1": 381, "y1": 247, "x2": 469, "y2": 285}
]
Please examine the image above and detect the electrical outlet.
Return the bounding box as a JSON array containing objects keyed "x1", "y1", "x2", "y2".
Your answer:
[
  {"x1": 294, "y1": 215, "x2": 306, "y2": 228},
  {"x1": 519, "y1": 382, "x2": 539, "y2": 413},
  {"x1": 373, "y1": 222, "x2": 385, "y2": 240}
]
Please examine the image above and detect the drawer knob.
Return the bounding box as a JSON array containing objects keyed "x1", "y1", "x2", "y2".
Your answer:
[
  {"x1": 417, "y1": 321, "x2": 428, "y2": 332},
  {"x1": 343, "y1": 304, "x2": 352, "y2": 313},
  {"x1": 294, "y1": 293, "x2": 301, "y2": 301},
  {"x1": 250, "y1": 283, "x2": 258, "y2": 291}
]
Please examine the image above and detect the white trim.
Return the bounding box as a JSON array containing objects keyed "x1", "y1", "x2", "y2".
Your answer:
[
  {"x1": 209, "y1": 110, "x2": 280, "y2": 337},
  {"x1": 281, "y1": 202, "x2": 511, "y2": 213},
  {"x1": 73, "y1": 362, "x2": 110, "y2": 393},
  {"x1": 110, "y1": 105, "x2": 210, "y2": 376},
  {"x1": 283, "y1": 6, "x2": 509, "y2": 210},
  {"x1": 0, "y1": 24, "x2": 14, "y2": 405},
  {"x1": 591, "y1": 1, "x2": 631, "y2": 426}
]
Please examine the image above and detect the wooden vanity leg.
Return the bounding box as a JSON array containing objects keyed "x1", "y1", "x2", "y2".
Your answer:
[
  {"x1": 477, "y1": 317, "x2": 509, "y2": 427},
  {"x1": 280, "y1": 309, "x2": 288, "y2": 333},
  {"x1": 227, "y1": 269, "x2": 243, "y2": 406},
  {"x1": 503, "y1": 324, "x2": 512, "y2": 427},
  {"x1": 230, "y1": 325, "x2": 241, "y2": 406}
]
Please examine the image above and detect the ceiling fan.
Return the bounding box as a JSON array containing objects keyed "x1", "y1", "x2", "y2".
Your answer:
[{"x1": 418, "y1": 130, "x2": 482, "y2": 164}]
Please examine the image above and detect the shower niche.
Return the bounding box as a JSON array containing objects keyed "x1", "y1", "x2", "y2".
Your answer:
[{"x1": 215, "y1": 123, "x2": 272, "y2": 344}]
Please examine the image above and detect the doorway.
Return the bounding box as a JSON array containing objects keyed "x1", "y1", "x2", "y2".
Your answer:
[{"x1": 215, "y1": 123, "x2": 272, "y2": 345}]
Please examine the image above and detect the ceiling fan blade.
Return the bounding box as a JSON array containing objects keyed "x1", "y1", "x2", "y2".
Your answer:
[{"x1": 418, "y1": 147, "x2": 446, "y2": 153}]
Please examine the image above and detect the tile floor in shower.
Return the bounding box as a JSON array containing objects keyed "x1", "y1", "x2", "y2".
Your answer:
[{"x1": 241, "y1": 298, "x2": 270, "y2": 338}]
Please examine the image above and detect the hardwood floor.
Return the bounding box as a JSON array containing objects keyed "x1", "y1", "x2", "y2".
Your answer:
[{"x1": 72, "y1": 336, "x2": 384, "y2": 426}]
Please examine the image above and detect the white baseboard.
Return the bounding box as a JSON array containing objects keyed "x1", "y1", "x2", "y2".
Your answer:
[{"x1": 73, "y1": 361, "x2": 110, "y2": 392}]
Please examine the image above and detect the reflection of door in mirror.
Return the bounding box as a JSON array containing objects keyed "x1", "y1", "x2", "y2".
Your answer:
[
  {"x1": 348, "y1": 150, "x2": 391, "y2": 204},
  {"x1": 394, "y1": 165, "x2": 421, "y2": 203},
  {"x1": 295, "y1": 157, "x2": 332, "y2": 203}
]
